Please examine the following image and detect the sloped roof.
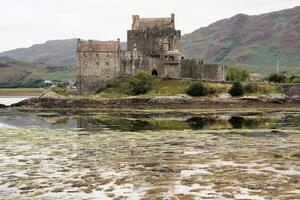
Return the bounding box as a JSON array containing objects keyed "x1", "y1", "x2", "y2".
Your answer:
[
  {"x1": 133, "y1": 18, "x2": 174, "y2": 30},
  {"x1": 77, "y1": 40, "x2": 119, "y2": 52}
]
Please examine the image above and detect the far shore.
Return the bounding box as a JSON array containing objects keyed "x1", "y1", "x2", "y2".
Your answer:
[{"x1": 0, "y1": 88, "x2": 45, "y2": 96}]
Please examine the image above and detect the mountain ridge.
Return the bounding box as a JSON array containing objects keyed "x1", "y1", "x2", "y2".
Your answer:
[
  {"x1": 181, "y1": 5, "x2": 300, "y2": 75},
  {"x1": 1, "y1": 6, "x2": 300, "y2": 76}
]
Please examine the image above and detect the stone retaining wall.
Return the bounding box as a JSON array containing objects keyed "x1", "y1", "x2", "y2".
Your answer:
[{"x1": 280, "y1": 84, "x2": 300, "y2": 96}]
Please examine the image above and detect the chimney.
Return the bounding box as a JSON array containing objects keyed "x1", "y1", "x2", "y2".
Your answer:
[
  {"x1": 171, "y1": 13, "x2": 175, "y2": 20},
  {"x1": 132, "y1": 15, "x2": 139, "y2": 30}
]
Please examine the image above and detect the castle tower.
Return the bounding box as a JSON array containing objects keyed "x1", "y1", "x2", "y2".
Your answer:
[{"x1": 162, "y1": 38, "x2": 170, "y2": 52}]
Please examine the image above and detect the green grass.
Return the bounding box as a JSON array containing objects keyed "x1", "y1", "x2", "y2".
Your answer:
[
  {"x1": 143, "y1": 79, "x2": 191, "y2": 97},
  {"x1": 92, "y1": 78, "x2": 280, "y2": 99},
  {"x1": 244, "y1": 83, "x2": 280, "y2": 95},
  {"x1": 92, "y1": 78, "x2": 232, "y2": 99}
]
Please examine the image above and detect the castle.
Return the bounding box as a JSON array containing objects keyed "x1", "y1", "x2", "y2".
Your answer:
[{"x1": 77, "y1": 14, "x2": 226, "y2": 94}]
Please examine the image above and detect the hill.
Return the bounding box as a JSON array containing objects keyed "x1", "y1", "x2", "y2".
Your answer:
[
  {"x1": 0, "y1": 6, "x2": 299, "y2": 76},
  {"x1": 181, "y1": 6, "x2": 300, "y2": 75},
  {"x1": 0, "y1": 39, "x2": 77, "y2": 66},
  {"x1": 0, "y1": 57, "x2": 75, "y2": 87},
  {"x1": 0, "y1": 39, "x2": 127, "y2": 66}
]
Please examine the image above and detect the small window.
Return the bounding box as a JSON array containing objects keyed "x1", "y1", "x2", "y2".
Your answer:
[
  {"x1": 96, "y1": 53, "x2": 99, "y2": 58},
  {"x1": 106, "y1": 62, "x2": 109, "y2": 66}
]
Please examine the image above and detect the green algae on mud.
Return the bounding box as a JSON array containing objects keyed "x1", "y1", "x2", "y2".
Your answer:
[
  {"x1": 0, "y1": 109, "x2": 300, "y2": 199},
  {"x1": 0, "y1": 127, "x2": 300, "y2": 199}
]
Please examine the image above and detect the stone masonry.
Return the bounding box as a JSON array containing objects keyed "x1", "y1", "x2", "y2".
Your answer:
[{"x1": 77, "y1": 14, "x2": 226, "y2": 94}]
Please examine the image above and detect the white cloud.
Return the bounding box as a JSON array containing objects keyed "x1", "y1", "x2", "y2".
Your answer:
[{"x1": 0, "y1": 0, "x2": 299, "y2": 52}]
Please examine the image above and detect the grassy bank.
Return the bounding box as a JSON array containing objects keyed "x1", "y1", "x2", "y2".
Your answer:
[
  {"x1": 0, "y1": 88, "x2": 45, "y2": 96},
  {"x1": 86, "y1": 77, "x2": 280, "y2": 99}
]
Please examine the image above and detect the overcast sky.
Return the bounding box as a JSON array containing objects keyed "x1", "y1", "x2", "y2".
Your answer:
[{"x1": 0, "y1": 0, "x2": 299, "y2": 52}]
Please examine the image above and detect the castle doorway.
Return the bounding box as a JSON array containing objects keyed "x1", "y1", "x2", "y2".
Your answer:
[{"x1": 151, "y1": 69, "x2": 158, "y2": 77}]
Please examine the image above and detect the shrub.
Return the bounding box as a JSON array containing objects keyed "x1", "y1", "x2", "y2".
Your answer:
[
  {"x1": 52, "y1": 86, "x2": 68, "y2": 96},
  {"x1": 244, "y1": 83, "x2": 258, "y2": 94},
  {"x1": 229, "y1": 81, "x2": 245, "y2": 96},
  {"x1": 128, "y1": 71, "x2": 154, "y2": 95},
  {"x1": 291, "y1": 76, "x2": 300, "y2": 83},
  {"x1": 268, "y1": 74, "x2": 289, "y2": 83},
  {"x1": 227, "y1": 67, "x2": 250, "y2": 82},
  {"x1": 186, "y1": 81, "x2": 207, "y2": 96},
  {"x1": 206, "y1": 83, "x2": 229, "y2": 95}
]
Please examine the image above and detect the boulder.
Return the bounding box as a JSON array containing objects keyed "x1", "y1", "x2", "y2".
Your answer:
[
  {"x1": 241, "y1": 96, "x2": 261, "y2": 102},
  {"x1": 39, "y1": 91, "x2": 66, "y2": 99},
  {"x1": 149, "y1": 95, "x2": 193, "y2": 104},
  {"x1": 217, "y1": 93, "x2": 232, "y2": 101},
  {"x1": 291, "y1": 95, "x2": 300, "y2": 100},
  {"x1": 241, "y1": 96, "x2": 259, "y2": 100},
  {"x1": 267, "y1": 94, "x2": 289, "y2": 103}
]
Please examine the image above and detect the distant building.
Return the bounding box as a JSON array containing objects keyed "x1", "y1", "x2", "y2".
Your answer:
[{"x1": 77, "y1": 14, "x2": 226, "y2": 95}]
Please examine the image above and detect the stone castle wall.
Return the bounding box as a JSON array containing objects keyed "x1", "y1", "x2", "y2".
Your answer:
[
  {"x1": 76, "y1": 14, "x2": 227, "y2": 94},
  {"x1": 127, "y1": 28, "x2": 181, "y2": 55},
  {"x1": 180, "y1": 59, "x2": 226, "y2": 81},
  {"x1": 280, "y1": 84, "x2": 300, "y2": 96},
  {"x1": 77, "y1": 44, "x2": 121, "y2": 94}
]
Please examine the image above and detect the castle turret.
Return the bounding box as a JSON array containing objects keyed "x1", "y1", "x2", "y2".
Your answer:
[{"x1": 132, "y1": 15, "x2": 139, "y2": 30}]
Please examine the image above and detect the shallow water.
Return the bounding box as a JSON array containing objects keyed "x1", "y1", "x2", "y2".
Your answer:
[
  {"x1": 0, "y1": 96, "x2": 33, "y2": 106},
  {"x1": 0, "y1": 109, "x2": 299, "y2": 199}
]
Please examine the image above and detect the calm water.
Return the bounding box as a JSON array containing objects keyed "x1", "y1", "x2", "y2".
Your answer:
[
  {"x1": 0, "y1": 96, "x2": 33, "y2": 106},
  {"x1": 0, "y1": 109, "x2": 299, "y2": 199}
]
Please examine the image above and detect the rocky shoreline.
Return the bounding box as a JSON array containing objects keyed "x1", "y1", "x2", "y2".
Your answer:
[
  {"x1": 9, "y1": 92, "x2": 300, "y2": 112},
  {"x1": 0, "y1": 103, "x2": 6, "y2": 108}
]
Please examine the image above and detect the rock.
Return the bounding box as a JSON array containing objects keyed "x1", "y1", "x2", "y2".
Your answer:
[
  {"x1": 267, "y1": 94, "x2": 289, "y2": 103},
  {"x1": 71, "y1": 181, "x2": 89, "y2": 188},
  {"x1": 82, "y1": 187, "x2": 93, "y2": 193},
  {"x1": 241, "y1": 96, "x2": 259, "y2": 100},
  {"x1": 260, "y1": 95, "x2": 268, "y2": 98},
  {"x1": 291, "y1": 95, "x2": 300, "y2": 100},
  {"x1": 39, "y1": 91, "x2": 66, "y2": 99},
  {"x1": 52, "y1": 187, "x2": 64, "y2": 193},
  {"x1": 152, "y1": 166, "x2": 176, "y2": 173},
  {"x1": 217, "y1": 93, "x2": 232, "y2": 101},
  {"x1": 0, "y1": 103, "x2": 6, "y2": 108},
  {"x1": 149, "y1": 95, "x2": 193, "y2": 104},
  {"x1": 291, "y1": 152, "x2": 300, "y2": 158}
]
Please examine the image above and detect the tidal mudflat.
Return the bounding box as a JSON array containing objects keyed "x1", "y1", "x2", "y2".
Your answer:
[{"x1": 0, "y1": 109, "x2": 299, "y2": 199}]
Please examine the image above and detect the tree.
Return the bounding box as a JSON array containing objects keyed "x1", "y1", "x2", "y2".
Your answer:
[
  {"x1": 128, "y1": 71, "x2": 154, "y2": 95},
  {"x1": 186, "y1": 81, "x2": 207, "y2": 96},
  {"x1": 229, "y1": 81, "x2": 245, "y2": 96},
  {"x1": 227, "y1": 67, "x2": 250, "y2": 82},
  {"x1": 268, "y1": 74, "x2": 289, "y2": 83}
]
